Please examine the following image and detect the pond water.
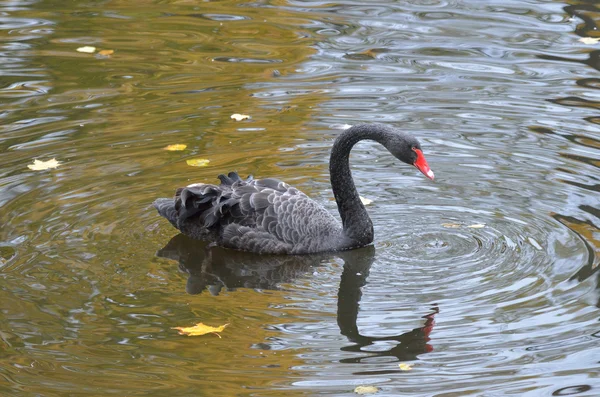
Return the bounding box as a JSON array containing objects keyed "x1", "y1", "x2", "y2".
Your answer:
[{"x1": 1, "y1": 0, "x2": 599, "y2": 395}]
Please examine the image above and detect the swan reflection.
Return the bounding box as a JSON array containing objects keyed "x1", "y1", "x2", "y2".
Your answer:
[{"x1": 157, "y1": 234, "x2": 437, "y2": 362}]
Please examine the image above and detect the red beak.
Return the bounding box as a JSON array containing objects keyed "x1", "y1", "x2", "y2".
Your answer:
[{"x1": 413, "y1": 148, "x2": 434, "y2": 180}]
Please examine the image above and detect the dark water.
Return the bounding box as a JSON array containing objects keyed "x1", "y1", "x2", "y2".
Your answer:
[{"x1": 1, "y1": 0, "x2": 599, "y2": 395}]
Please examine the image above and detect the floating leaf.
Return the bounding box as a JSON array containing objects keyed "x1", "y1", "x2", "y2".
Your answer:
[
  {"x1": 186, "y1": 158, "x2": 210, "y2": 167},
  {"x1": 27, "y1": 158, "x2": 61, "y2": 171},
  {"x1": 164, "y1": 144, "x2": 187, "y2": 151},
  {"x1": 360, "y1": 196, "x2": 373, "y2": 205},
  {"x1": 354, "y1": 385, "x2": 379, "y2": 395},
  {"x1": 230, "y1": 113, "x2": 250, "y2": 121},
  {"x1": 467, "y1": 224, "x2": 486, "y2": 229},
  {"x1": 441, "y1": 223, "x2": 461, "y2": 228},
  {"x1": 398, "y1": 363, "x2": 413, "y2": 371},
  {"x1": 76, "y1": 46, "x2": 96, "y2": 53},
  {"x1": 362, "y1": 49, "x2": 378, "y2": 59},
  {"x1": 172, "y1": 322, "x2": 229, "y2": 337},
  {"x1": 98, "y1": 49, "x2": 114, "y2": 56},
  {"x1": 579, "y1": 37, "x2": 600, "y2": 44}
]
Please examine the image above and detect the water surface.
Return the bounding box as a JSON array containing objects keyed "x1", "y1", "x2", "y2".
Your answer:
[{"x1": 1, "y1": 0, "x2": 599, "y2": 396}]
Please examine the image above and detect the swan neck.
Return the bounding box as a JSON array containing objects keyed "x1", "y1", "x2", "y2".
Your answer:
[{"x1": 329, "y1": 125, "x2": 392, "y2": 246}]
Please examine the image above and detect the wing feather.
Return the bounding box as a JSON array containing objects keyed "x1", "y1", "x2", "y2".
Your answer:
[{"x1": 154, "y1": 172, "x2": 342, "y2": 254}]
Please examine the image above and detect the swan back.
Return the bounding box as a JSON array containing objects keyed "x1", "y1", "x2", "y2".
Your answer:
[{"x1": 154, "y1": 172, "x2": 343, "y2": 254}]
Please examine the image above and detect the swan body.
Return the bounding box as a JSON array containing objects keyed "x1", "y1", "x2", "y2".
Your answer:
[{"x1": 154, "y1": 123, "x2": 434, "y2": 254}]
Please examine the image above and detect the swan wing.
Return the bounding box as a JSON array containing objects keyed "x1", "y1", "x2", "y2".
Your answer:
[{"x1": 159, "y1": 172, "x2": 341, "y2": 253}]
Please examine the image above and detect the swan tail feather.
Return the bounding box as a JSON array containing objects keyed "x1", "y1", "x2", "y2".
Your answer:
[
  {"x1": 169, "y1": 173, "x2": 259, "y2": 229},
  {"x1": 217, "y1": 172, "x2": 253, "y2": 186},
  {"x1": 153, "y1": 198, "x2": 179, "y2": 227}
]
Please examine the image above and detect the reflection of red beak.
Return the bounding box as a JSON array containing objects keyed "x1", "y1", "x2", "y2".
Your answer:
[{"x1": 413, "y1": 148, "x2": 435, "y2": 180}]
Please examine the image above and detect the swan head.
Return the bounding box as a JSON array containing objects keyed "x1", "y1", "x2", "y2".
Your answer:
[{"x1": 388, "y1": 134, "x2": 435, "y2": 181}]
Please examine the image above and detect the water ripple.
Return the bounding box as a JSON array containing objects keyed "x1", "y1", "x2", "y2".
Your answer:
[{"x1": 0, "y1": 0, "x2": 599, "y2": 396}]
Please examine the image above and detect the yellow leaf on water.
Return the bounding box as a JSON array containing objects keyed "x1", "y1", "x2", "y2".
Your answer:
[
  {"x1": 398, "y1": 363, "x2": 413, "y2": 371},
  {"x1": 186, "y1": 158, "x2": 210, "y2": 167},
  {"x1": 98, "y1": 49, "x2": 114, "y2": 56},
  {"x1": 172, "y1": 322, "x2": 229, "y2": 337},
  {"x1": 354, "y1": 385, "x2": 379, "y2": 394},
  {"x1": 467, "y1": 224, "x2": 486, "y2": 229},
  {"x1": 27, "y1": 158, "x2": 61, "y2": 171},
  {"x1": 441, "y1": 223, "x2": 461, "y2": 228},
  {"x1": 360, "y1": 196, "x2": 373, "y2": 205},
  {"x1": 230, "y1": 113, "x2": 250, "y2": 121},
  {"x1": 76, "y1": 46, "x2": 96, "y2": 53},
  {"x1": 579, "y1": 37, "x2": 600, "y2": 45},
  {"x1": 164, "y1": 144, "x2": 187, "y2": 151}
]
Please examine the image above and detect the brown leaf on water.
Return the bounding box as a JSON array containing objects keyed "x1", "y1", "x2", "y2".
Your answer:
[
  {"x1": 172, "y1": 322, "x2": 229, "y2": 337},
  {"x1": 398, "y1": 363, "x2": 413, "y2": 371},
  {"x1": 359, "y1": 48, "x2": 387, "y2": 58},
  {"x1": 186, "y1": 158, "x2": 210, "y2": 167},
  {"x1": 230, "y1": 113, "x2": 250, "y2": 121},
  {"x1": 27, "y1": 158, "x2": 61, "y2": 171},
  {"x1": 354, "y1": 385, "x2": 379, "y2": 394},
  {"x1": 98, "y1": 49, "x2": 114, "y2": 56},
  {"x1": 164, "y1": 144, "x2": 187, "y2": 151}
]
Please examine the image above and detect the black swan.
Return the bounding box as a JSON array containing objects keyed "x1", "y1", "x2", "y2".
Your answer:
[{"x1": 153, "y1": 123, "x2": 434, "y2": 254}]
